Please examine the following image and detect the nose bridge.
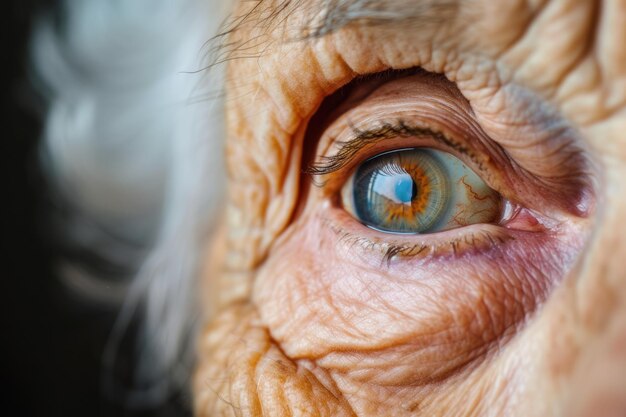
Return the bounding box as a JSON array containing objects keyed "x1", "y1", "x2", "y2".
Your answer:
[
  {"x1": 567, "y1": 182, "x2": 626, "y2": 416},
  {"x1": 514, "y1": 143, "x2": 626, "y2": 416},
  {"x1": 575, "y1": 149, "x2": 626, "y2": 325}
]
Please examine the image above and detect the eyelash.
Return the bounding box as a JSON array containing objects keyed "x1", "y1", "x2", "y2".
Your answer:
[
  {"x1": 305, "y1": 119, "x2": 484, "y2": 178},
  {"x1": 322, "y1": 214, "x2": 516, "y2": 266}
]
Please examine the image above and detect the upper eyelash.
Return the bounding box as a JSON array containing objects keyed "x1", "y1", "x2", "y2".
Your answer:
[{"x1": 304, "y1": 119, "x2": 476, "y2": 177}]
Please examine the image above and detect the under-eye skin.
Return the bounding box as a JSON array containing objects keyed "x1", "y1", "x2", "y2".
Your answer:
[{"x1": 341, "y1": 147, "x2": 503, "y2": 234}]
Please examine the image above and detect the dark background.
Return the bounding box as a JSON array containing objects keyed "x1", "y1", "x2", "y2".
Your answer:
[{"x1": 2, "y1": 2, "x2": 186, "y2": 416}]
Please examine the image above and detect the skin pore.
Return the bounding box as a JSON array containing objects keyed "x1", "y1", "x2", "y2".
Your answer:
[{"x1": 195, "y1": 0, "x2": 626, "y2": 416}]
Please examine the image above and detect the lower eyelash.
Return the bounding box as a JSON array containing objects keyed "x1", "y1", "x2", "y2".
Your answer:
[{"x1": 324, "y1": 218, "x2": 515, "y2": 267}]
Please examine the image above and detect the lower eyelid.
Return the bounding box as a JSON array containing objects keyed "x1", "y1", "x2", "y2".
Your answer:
[{"x1": 321, "y1": 207, "x2": 521, "y2": 264}]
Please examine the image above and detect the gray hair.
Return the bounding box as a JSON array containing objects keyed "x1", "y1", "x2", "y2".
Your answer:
[{"x1": 31, "y1": 0, "x2": 230, "y2": 407}]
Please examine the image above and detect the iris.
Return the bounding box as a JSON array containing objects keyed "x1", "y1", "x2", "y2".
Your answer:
[{"x1": 343, "y1": 148, "x2": 502, "y2": 234}]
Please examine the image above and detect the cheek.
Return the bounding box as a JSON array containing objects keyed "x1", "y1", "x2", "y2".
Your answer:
[
  {"x1": 252, "y1": 211, "x2": 584, "y2": 387},
  {"x1": 193, "y1": 303, "x2": 356, "y2": 417}
]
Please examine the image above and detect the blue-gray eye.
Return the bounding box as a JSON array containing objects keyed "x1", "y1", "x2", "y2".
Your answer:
[{"x1": 341, "y1": 148, "x2": 502, "y2": 234}]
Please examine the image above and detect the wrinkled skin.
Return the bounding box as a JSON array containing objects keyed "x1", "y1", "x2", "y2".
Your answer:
[{"x1": 194, "y1": 0, "x2": 626, "y2": 416}]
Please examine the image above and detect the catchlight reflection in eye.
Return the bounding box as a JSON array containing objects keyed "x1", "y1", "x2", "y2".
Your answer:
[{"x1": 341, "y1": 148, "x2": 502, "y2": 234}]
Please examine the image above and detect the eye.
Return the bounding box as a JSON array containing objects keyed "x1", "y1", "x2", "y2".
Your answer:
[{"x1": 341, "y1": 148, "x2": 502, "y2": 234}]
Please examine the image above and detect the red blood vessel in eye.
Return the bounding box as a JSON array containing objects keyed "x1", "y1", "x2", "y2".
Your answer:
[{"x1": 349, "y1": 148, "x2": 501, "y2": 234}]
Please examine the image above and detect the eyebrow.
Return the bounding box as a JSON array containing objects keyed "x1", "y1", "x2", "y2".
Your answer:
[
  {"x1": 204, "y1": 0, "x2": 460, "y2": 74},
  {"x1": 308, "y1": 0, "x2": 459, "y2": 38},
  {"x1": 212, "y1": 0, "x2": 460, "y2": 59}
]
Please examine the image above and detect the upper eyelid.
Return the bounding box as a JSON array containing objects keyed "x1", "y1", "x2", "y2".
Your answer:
[
  {"x1": 305, "y1": 119, "x2": 477, "y2": 177},
  {"x1": 302, "y1": 72, "x2": 593, "y2": 217}
]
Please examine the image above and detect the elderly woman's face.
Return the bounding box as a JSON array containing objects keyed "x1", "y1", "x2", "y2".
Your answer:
[{"x1": 194, "y1": 0, "x2": 626, "y2": 415}]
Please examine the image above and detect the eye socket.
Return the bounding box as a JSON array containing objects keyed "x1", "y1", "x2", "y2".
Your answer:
[{"x1": 341, "y1": 148, "x2": 503, "y2": 234}]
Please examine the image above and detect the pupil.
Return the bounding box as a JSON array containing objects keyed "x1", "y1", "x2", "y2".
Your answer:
[{"x1": 394, "y1": 175, "x2": 416, "y2": 204}]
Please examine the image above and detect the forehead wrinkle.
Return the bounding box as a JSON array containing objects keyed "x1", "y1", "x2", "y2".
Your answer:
[{"x1": 204, "y1": 0, "x2": 461, "y2": 93}]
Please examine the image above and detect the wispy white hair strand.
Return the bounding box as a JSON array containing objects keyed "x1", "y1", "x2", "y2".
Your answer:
[{"x1": 31, "y1": 0, "x2": 229, "y2": 407}]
